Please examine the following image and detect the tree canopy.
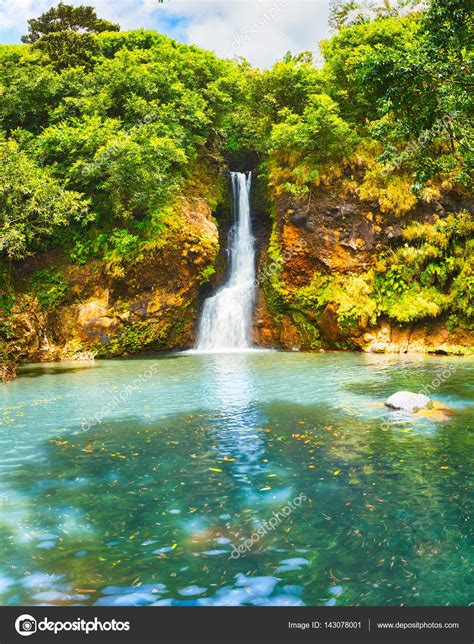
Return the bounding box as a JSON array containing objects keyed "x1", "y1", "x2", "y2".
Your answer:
[
  {"x1": 0, "y1": 138, "x2": 89, "y2": 259},
  {"x1": 21, "y1": 3, "x2": 120, "y2": 43},
  {"x1": 0, "y1": 1, "x2": 471, "y2": 268}
]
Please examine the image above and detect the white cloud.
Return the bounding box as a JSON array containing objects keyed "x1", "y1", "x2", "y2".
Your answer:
[
  {"x1": 0, "y1": 0, "x2": 331, "y2": 67},
  {"x1": 153, "y1": 1, "x2": 330, "y2": 67},
  {"x1": 0, "y1": 0, "x2": 159, "y2": 40}
]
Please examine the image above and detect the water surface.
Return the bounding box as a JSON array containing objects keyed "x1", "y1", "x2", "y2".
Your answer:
[{"x1": 0, "y1": 352, "x2": 472, "y2": 606}]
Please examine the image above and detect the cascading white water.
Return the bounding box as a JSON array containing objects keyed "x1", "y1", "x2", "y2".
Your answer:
[{"x1": 196, "y1": 171, "x2": 255, "y2": 352}]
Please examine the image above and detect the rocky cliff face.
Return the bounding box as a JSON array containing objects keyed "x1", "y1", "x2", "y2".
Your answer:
[
  {"x1": 253, "y1": 180, "x2": 473, "y2": 355},
  {"x1": 5, "y1": 197, "x2": 219, "y2": 362},
  {"x1": 2, "y1": 172, "x2": 473, "y2": 365}
]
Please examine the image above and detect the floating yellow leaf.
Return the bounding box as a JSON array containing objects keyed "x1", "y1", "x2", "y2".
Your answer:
[
  {"x1": 440, "y1": 466, "x2": 449, "y2": 470},
  {"x1": 333, "y1": 470, "x2": 341, "y2": 476}
]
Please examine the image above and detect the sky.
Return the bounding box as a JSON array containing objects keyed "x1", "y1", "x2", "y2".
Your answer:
[{"x1": 0, "y1": 0, "x2": 332, "y2": 68}]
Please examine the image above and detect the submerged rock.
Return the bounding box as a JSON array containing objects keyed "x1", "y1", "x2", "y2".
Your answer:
[{"x1": 385, "y1": 391, "x2": 433, "y2": 413}]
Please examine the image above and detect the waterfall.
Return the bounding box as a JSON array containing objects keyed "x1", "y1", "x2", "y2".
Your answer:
[{"x1": 196, "y1": 171, "x2": 256, "y2": 352}]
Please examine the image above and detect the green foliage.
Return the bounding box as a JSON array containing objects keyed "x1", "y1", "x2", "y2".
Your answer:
[
  {"x1": 268, "y1": 93, "x2": 358, "y2": 194},
  {"x1": 293, "y1": 271, "x2": 331, "y2": 311},
  {"x1": 222, "y1": 53, "x2": 325, "y2": 157},
  {"x1": 322, "y1": 15, "x2": 421, "y2": 123},
  {"x1": 375, "y1": 212, "x2": 473, "y2": 323},
  {"x1": 294, "y1": 271, "x2": 377, "y2": 327},
  {"x1": 0, "y1": 26, "x2": 242, "y2": 265},
  {"x1": 99, "y1": 311, "x2": 190, "y2": 356},
  {"x1": 199, "y1": 264, "x2": 216, "y2": 285},
  {"x1": 0, "y1": 138, "x2": 90, "y2": 259},
  {"x1": 259, "y1": 222, "x2": 289, "y2": 317},
  {"x1": 321, "y1": 1, "x2": 472, "y2": 188},
  {"x1": 1, "y1": 4, "x2": 470, "y2": 257},
  {"x1": 449, "y1": 247, "x2": 474, "y2": 326},
  {"x1": 33, "y1": 31, "x2": 101, "y2": 70},
  {"x1": 328, "y1": 274, "x2": 378, "y2": 326},
  {"x1": 0, "y1": 47, "x2": 62, "y2": 134},
  {"x1": 0, "y1": 338, "x2": 17, "y2": 382},
  {"x1": 21, "y1": 3, "x2": 120, "y2": 70},
  {"x1": 31, "y1": 269, "x2": 69, "y2": 309},
  {"x1": 102, "y1": 230, "x2": 141, "y2": 271},
  {"x1": 0, "y1": 3, "x2": 471, "y2": 357},
  {"x1": 386, "y1": 287, "x2": 448, "y2": 322},
  {"x1": 67, "y1": 230, "x2": 107, "y2": 264},
  {"x1": 22, "y1": 3, "x2": 120, "y2": 43},
  {"x1": 289, "y1": 310, "x2": 322, "y2": 350},
  {"x1": 0, "y1": 289, "x2": 15, "y2": 339},
  {"x1": 289, "y1": 212, "x2": 473, "y2": 329}
]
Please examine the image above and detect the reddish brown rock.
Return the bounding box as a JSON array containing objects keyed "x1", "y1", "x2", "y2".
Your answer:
[
  {"x1": 317, "y1": 304, "x2": 343, "y2": 344},
  {"x1": 5, "y1": 196, "x2": 219, "y2": 362}
]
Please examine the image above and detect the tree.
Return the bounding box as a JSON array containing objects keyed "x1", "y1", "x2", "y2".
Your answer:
[
  {"x1": 329, "y1": 0, "x2": 425, "y2": 30},
  {"x1": 21, "y1": 3, "x2": 120, "y2": 44},
  {"x1": 270, "y1": 94, "x2": 358, "y2": 165},
  {"x1": 323, "y1": 0, "x2": 472, "y2": 186},
  {"x1": 21, "y1": 3, "x2": 120, "y2": 69},
  {"x1": 268, "y1": 93, "x2": 359, "y2": 195},
  {"x1": 0, "y1": 139, "x2": 90, "y2": 260}
]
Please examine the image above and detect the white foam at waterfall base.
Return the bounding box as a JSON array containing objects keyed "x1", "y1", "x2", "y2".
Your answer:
[{"x1": 195, "y1": 172, "x2": 259, "y2": 353}]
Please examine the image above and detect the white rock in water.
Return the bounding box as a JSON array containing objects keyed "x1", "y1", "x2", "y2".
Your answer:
[{"x1": 385, "y1": 391, "x2": 433, "y2": 413}]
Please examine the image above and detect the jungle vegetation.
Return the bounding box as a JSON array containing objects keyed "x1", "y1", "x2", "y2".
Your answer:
[{"x1": 0, "y1": 0, "x2": 472, "y2": 376}]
